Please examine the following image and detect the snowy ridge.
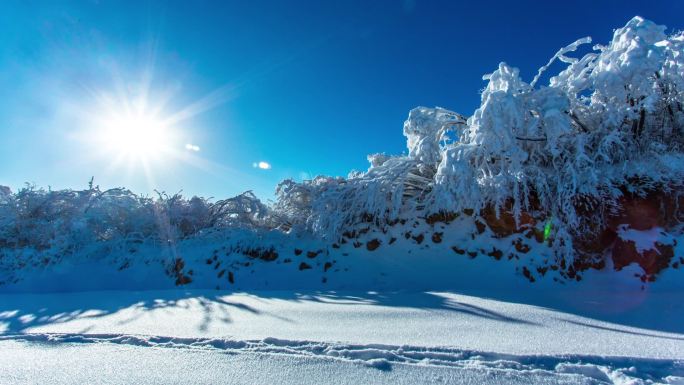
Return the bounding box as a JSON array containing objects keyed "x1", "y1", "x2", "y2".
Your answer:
[{"x1": 3, "y1": 332, "x2": 683, "y2": 384}]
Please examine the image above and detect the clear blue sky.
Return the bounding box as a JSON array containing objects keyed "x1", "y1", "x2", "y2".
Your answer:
[{"x1": 1, "y1": 0, "x2": 682, "y2": 200}]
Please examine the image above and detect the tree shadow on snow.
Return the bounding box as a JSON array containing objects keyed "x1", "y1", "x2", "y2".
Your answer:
[
  {"x1": 0, "y1": 290, "x2": 287, "y2": 335},
  {"x1": 1, "y1": 289, "x2": 683, "y2": 342},
  {"x1": 0, "y1": 290, "x2": 535, "y2": 336}
]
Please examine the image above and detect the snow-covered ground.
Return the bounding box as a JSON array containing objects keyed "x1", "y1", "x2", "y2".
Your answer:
[
  {"x1": 0, "y1": 339, "x2": 619, "y2": 385},
  {"x1": 1, "y1": 288, "x2": 683, "y2": 384}
]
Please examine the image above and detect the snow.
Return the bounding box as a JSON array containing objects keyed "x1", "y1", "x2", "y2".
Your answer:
[
  {"x1": 0, "y1": 339, "x2": 612, "y2": 385},
  {"x1": 1, "y1": 289, "x2": 683, "y2": 384},
  {"x1": 617, "y1": 225, "x2": 675, "y2": 253},
  {"x1": 1, "y1": 15, "x2": 684, "y2": 385},
  {"x1": 2, "y1": 289, "x2": 683, "y2": 358}
]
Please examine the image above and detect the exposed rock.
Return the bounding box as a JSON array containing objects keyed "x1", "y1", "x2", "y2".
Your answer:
[
  {"x1": 260, "y1": 249, "x2": 279, "y2": 261},
  {"x1": 425, "y1": 212, "x2": 458, "y2": 224},
  {"x1": 244, "y1": 247, "x2": 278, "y2": 261},
  {"x1": 298, "y1": 262, "x2": 312, "y2": 271},
  {"x1": 474, "y1": 220, "x2": 486, "y2": 234},
  {"x1": 487, "y1": 248, "x2": 503, "y2": 260},
  {"x1": 612, "y1": 238, "x2": 675, "y2": 277},
  {"x1": 575, "y1": 229, "x2": 617, "y2": 260},
  {"x1": 609, "y1": 193, "x2": 662, "y2": 230},
  {"x1": 522, "y1": 266, "x2": 535, "y2": 282},
  {"x1": 431, "y1": 232, "x2": 443, "y2": 243},
  {"x1": 513, "y1": 239, "x2": 530, "y2": 253},
  {"x1": 366, "y1": 239, "x2": 381, "y2": 251},
  {"x1": 480, "y1": 203, "x2": 535, "y2": 238},
  {"x1": 451, "y1": 247, "x2": 465, "y2": 255},
  {"x1": 173, "y1": 258, "x2": 185, "y2": 273}
]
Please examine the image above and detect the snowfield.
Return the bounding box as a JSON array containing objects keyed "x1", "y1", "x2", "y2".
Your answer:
[{"x1": 1, "y1": 287, "x2": 683, "y2": 384}]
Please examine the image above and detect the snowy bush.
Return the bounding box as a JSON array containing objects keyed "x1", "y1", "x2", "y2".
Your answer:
[
  {"x1": 0, "y1": 182, "x2": 272, "y2": 267},
  {"x1": 275, "y1": 16, "x2": 684, "y2": 261},
  {"x1": 429, "y1": 17, "x2": 684, "y2": 260}
]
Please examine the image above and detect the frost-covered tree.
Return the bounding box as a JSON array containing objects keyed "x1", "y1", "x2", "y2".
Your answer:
[
  {"x1": 273, "y1": 16, "x2": 684, "y2": 260},
  {"x1": 430, "y1": 16, "x2": 684, "y2": 259}
]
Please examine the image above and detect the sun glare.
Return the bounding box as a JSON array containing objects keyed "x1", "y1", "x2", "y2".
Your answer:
[
  {"x1": 80, "y1": 75, "x2": 231, "y2": 180},
  {"x1": 102, "y1": 114, "x2": 169, "y2": 158}
]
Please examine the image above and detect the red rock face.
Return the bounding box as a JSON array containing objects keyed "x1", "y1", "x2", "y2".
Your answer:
[
  {"x1": 569, "y1": 190, "x2": 681, "y2": 279},
  {"x1": 575, "y1": 229, "x2": 617, "y2": 260},
  {"x1": 612, "y1": 237, "x2": 674, "y2": 277},
  {"x1": 602, "y1": 190, "x2": 682, "y2": 278},
  {"x1": 610, "y1": 196, "x2": 661, "y2": 231},
  {"x1": 480, "y1": 203, "x2": 536, "y2": 238}
]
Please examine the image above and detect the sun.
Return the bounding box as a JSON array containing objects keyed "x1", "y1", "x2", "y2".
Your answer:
[
  {"x1": 96, "y1": 110, "x2": 175, "y2": 164},
  {"x1": 78, "y1": 75, "x2": 226, "y2": 180},
  {"x1": 102, "y1": 114, "x2": 168, "y2": 157}
]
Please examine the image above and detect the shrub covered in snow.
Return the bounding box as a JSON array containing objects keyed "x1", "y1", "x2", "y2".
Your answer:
[
  {"x1": 0, "y1": 183, "x2": 271, "y2": 269},
  {"x1": 275, "y1": 16, "x2": 684, "y2": 263},
  {"x1": 430, "y1": 17, "x2": 684, "y2": 260}
]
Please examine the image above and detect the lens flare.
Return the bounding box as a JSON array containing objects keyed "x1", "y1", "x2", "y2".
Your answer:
[{"x1": 253, "y1": 161, "x2": 272, "y2": 170}]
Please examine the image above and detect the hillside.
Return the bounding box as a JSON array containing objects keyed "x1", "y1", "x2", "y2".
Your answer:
[{"x1": 1, "y1": 16, "x2": 683, "y2": 292}]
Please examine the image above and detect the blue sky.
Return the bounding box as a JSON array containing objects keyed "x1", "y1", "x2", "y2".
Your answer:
[{"x1": 1, "y1": 0, "x2": 682, "y2": 200}]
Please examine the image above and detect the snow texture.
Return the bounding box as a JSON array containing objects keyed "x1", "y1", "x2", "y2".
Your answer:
[{"x1": 1, "y1": 289, "x2": 683, "y2": 384}]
